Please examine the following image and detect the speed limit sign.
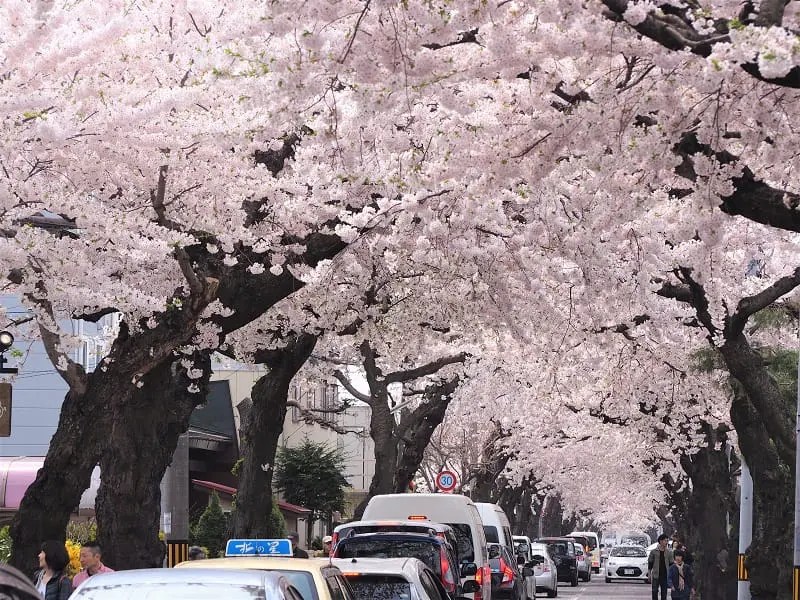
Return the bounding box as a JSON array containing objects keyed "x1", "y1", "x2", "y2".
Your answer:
[{"x1": 436, "y1": 470, "x2": 458, "y2": 493}]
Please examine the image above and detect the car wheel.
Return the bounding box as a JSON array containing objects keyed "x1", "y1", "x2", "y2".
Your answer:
[
  {"x1": 605, "y1": 577, "x2": 611, "y2": 583},
  {"x1": 547, "y1": 586, "x2": 557, "y2": 598},
  {"x1": 587, "y1": 571, "x2": 591, "y2": 582},
  {"x1": 571, "y1": 573, "x2": 578, "y2": 587}
]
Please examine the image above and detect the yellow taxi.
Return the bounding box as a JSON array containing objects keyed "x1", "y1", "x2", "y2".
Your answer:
[{"x1": 176, "y1": 539, "x2": 355, "y2": 600}]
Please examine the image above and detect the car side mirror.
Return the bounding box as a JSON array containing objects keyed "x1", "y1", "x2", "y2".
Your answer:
[
  {"x1": 461, "y1": 580, "x2": 480, "y2": 594},
  {"x1": 460, "y1": 563, "x2": 478, "y2": 577}
]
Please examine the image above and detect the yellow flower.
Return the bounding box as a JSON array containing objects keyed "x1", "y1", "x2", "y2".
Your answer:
[{"x1": 65, "y1": 540, "x2": 81, "y2": 577}]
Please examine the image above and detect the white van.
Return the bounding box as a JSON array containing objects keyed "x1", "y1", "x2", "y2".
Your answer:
[
  {"x1": 568, "y1": 531, "x2": 601, "y2": 573},
  {"x1": 362, "y1": 494, "x2": 491, "y2": 600},
  {"x1": 475, "y1": 502, "x2": 514, "y2": 550}
]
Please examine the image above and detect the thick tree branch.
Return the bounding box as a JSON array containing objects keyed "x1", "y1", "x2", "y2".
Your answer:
[
  {"x1": 384, "y1": 352, "x2": 467, "y2": 385},
  {"x1": 286, "y1": 400, "x2": 356, "y2": 435},
  {"x1": 333, "y1": 369, "x2": 371, "y2": 403},
  {"x1": 729, "y1": 266, "x2": 800, "y2": 336},
  {"x1": 600, "y1": 0, "x2": 800, "y2": 87}
]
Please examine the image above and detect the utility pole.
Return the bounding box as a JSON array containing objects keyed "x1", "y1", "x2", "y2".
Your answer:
[{"x1": 738, "y1": 461, "x2": 752, "y2": 600}]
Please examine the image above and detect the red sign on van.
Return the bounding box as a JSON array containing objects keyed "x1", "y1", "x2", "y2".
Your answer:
[{"x1": 436, "y1": 470, "x2": 458, "y2": 493}]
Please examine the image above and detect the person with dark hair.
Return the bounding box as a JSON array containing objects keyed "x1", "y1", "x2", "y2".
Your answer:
[
  {"x1": 34, "y1": 541, "x2": 71, "y2": 600},
  {"x1": 668, "y1": 549, "x2": 695, "y2": 600},
  {"x1": 71, "y1": 541, "x2": 113, "y2": 588},
  {"x1": 188, "y1": 546, "x2": 206, "y2": 561},
  {"x1": 647, "y1": 534, "x2": 674, "y2": 600}
]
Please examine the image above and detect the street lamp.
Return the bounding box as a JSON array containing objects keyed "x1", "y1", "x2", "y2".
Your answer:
[{"x1": 0, "y1": 332, "x2": 17, "y2": 374}]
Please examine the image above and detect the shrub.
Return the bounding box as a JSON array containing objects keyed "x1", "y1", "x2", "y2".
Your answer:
[{"x1": 193, "y1": 492, "x2": 227, "y2": 558}]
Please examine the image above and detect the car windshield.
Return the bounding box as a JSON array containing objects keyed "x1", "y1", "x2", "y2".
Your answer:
[
  {"x1": 337, "y1": 539, "x2": 441, "y2": 576},
  {"x1": 72, "y1": 583, "x2": 267, "y2": 600},
  {"x1": 345, "y1": 575, "x2": 413, "y2": 600},
  {"x1": 545, "y1": 542, "x2": 571, "y2": 556},
  {"x1": 265, "y1": 571, "x2": 318, "y2": 600},
  {"x1": 611, "y1": 546, "x2": 647, "y2": 558}
]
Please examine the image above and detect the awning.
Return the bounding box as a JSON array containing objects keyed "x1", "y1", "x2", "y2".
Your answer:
[
  {"x1": 0, "y1": 457, "x2": 99, "y2": 510},
  {"x1": 191, "y1": 479, "x2": 311, "y2": 514}
]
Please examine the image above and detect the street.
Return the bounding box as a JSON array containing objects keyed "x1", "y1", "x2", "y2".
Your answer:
[{"x1": 545, "y1": 577, "x2": 651, "y2": 599}]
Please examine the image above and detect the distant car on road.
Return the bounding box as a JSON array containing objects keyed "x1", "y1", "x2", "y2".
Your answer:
[
  {"x1": 487, "y1": 543, "x2": 526, "y2": 600},
  {"x1": 525, "y1": 542, "x2": 558, "y2": 598},
  {"x1": 572, "y1": 542, "x2": 591, "y2": 582},
  {"x1": 534, "y1": 537, "x2": 578, "y2": 587},
  {"x1": 513, "y1": 535, "x2": 532, "y2": 564},
  {"x1": 70, "y1": 568, "x2": 303, "y2": 600},
  {"x1": 605, "y1": 544, "x2": 650, "y2": 584}
]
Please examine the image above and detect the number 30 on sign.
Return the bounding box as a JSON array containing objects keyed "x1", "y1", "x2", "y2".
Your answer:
[{"x1": 436, "y1": 470, "x2": 458, "y2": 493}]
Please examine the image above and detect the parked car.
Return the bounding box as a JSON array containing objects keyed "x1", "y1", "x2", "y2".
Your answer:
[
  {"x1": 533, "y1": 537, "x2": 578, "y2": 587},
  {"x1": 488, "y1": 543, "x2": 526, "y2": 600},
  {"x1": 525, "y1": 542, "x2": 558, "y2": 598},
  {"x1": 475, "y1": 503, "x2": 514, "y2": 551},
  {"x1": 177, "y1": 538, "x2": 356, "y2": 600},
  {"x1": 605, "y1": 544, "x2": 650, "y2": 583},
  {"x1": 362, "y1": 494, "x2": 491, "y2": 600},
  {"x1": 572, "y1": 542, "x2": 591, "y2": 582},
  {"x1": 70, "y1": 568, "x2": 304, "y2": 600},
  {"x1": 333, "y1": 520, "x2": 461, "y2": 562},
  {"x1": 512, "y1": 536, "x2": 532, "y2": 564},
  {"x1": 332, "y1": 531, "x2": 461, "y2": 597},
  {"x1": 333, "y1": 556, "x2": 479, "y2": 600},
  {"x1": 567, "y1": 532, "x2": 601, "y2": 573}
]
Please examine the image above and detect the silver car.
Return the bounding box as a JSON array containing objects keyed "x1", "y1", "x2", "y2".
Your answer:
[
  {"x1": 523, "y1": 542, "x2": 558, "y2": 598},
  {"x1": 572, "y1": 542, "x2": 591, "y2": 582},
  {"x1": 333, "y1": 556, "x2": 478, "y2": 600},
  {"x1": 68, "y1": 567, "x2": 304, "y2": 600}
]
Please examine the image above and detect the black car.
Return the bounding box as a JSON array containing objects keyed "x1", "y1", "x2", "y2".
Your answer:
[
  {"x1": 488, "y1": 543, "x2": 527, "y2": 600},
  {"x1": 534, "y1": 537, "x2": 578, "y2": 587},
  {"x1": 332, "y1": 531, "x2": 461, "y2": 597}
]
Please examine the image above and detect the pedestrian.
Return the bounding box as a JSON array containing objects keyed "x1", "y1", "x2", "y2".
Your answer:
[
  {"x1": 33, "y1": 540, "x2": 71, "y2": 600},
  {"x1": 668, "y1": 549, "x2": 695, "y2": 599},
  {"x1": 322, "y1": 535, "x2": 333, "y2": 556},
  {"x1": 71, "y1": 541, "x2": 114, "y2": 588},
  {"x1": 188, "y1": 546, "x2": 206, "y2": 561},
  {"x1": 673, "y1": 539, "x2": 694, "y2": 566},
  {"x1": 648, "y1": 534, "x2": 674, "y2": 600},
  {"x1": 287, "y1": 532, "x2": 309, "y2": 558},
  {"x1": 0, "y1": 563, "x2": 41, "y2": 600}
]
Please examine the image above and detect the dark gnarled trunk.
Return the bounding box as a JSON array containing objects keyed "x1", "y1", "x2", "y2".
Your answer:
[
  {"x1": 721, "y1": 335, "x2": 794, "y2": 600},
  {"x1": 95, "y1": 353, "x2": 212, "y2": 569},
  {"x1": 230, "y1": 333, "x2": 317, "y2": 537},
  {"x1": 9, "y1": 386, "x2": 107, "y2": 575},
  {"x1": 679, "y1": 425, "x2": 738, "y2": 600}
]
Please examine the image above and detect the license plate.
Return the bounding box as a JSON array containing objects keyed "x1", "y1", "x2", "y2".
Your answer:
[{"x1": 623, "y1": 568, "x2": 633, "y2": 575}]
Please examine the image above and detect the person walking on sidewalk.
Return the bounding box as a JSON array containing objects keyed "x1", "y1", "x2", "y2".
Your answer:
[
  {"x1": 668, "y1": 549, "x2": 695, "y2": 599},
  {"x1": 648, "y1": 534, "x2": 674, "y2": 600},
  {"x1": 34, "y1": 541, "x2": 71, "y2": 600},
  {"x1": 72, "y1": 542, "x2": 114, "y2": 588}
]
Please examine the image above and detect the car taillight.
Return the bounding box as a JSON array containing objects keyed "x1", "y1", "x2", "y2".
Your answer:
[
  {"x1": 330, "y1": 532, "x2": 339, "y2": 556},
  {"x1": 440, "y1": 548, "x2": 456, "y2": 593},
  {"x1": 499, "y1": 558, "x2": 514, "y2": 584}
]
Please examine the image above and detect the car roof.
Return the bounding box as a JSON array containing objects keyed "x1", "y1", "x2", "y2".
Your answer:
[
  {"x1": 335, "y1": 520, "x2": 454, "y2": 533},
  {"x1": 341, "y1": 531, "x2": 445, "y2": 542},
  {"x1": 331, "y1": 557, "x2": 427, "y2": 576},
  {"x1": 535, "y1": 537, "x2": 574, "y2": 542},
  {"x1": 177, "y1": 557, "x2": 338, "y2": 573},
  {"x1": 74, "y1": 568, "x2": 283, "y2": 588}
]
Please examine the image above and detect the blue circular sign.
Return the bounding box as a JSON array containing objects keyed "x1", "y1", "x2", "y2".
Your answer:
[{"x1": 436, "y1": 470, "x2": 457, "y2": 492}]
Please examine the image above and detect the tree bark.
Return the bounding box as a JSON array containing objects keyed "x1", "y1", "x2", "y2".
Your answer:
[
  {"x1": 95, "y1": 352, "x2": 212, "y2": 569},
  {"x1": 539, "y1": 494, "x2": 564, "y2": 537},
  {"x1": 679, "y1": 425, "x2": 738, "y2": 600},
  {"x1": 230, "y1": 333, "x2": 318, "y2": 538}
]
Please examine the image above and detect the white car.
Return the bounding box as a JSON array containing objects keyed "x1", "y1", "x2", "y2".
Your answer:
[
  {"x1": 525, "y1": 542, "x2": 558, "y2": 598},
  {"x1": 605, "y1": 544, "x2": 650, "y2": 583}
]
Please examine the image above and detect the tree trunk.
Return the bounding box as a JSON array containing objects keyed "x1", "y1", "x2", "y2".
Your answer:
[
  {"x1": 721, "y1": 335, "x2": 794, "y2": 600},
  {"x1": 95, "y1": 352, "x2": 212, "y2": 569},
  {"x1": 354, "y1": 386, "x2": 395, "y2": 519},
  {"x1": 679, "y1": 426, "x2": 738, "y2": 600},
  {"x1": 539, "y1": 494, "x2": 564, "y2": 537},
  {"x1": 392, "y1": 378, "x2": 459, "y2": 494},
  {"x1": 230, "y1": 333, "x2": 318, "y2": 537},
  {"x1": 730, "y1": 386, "x2": 793, "y2": 600},
  {"x1": 9, "y1": 387, "x2": 106, "y2": 575}
]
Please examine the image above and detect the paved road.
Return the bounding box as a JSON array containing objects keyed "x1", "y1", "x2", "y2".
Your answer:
[{"x1": 541, "y1": 576, "x2": 651, "y2": 598}]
